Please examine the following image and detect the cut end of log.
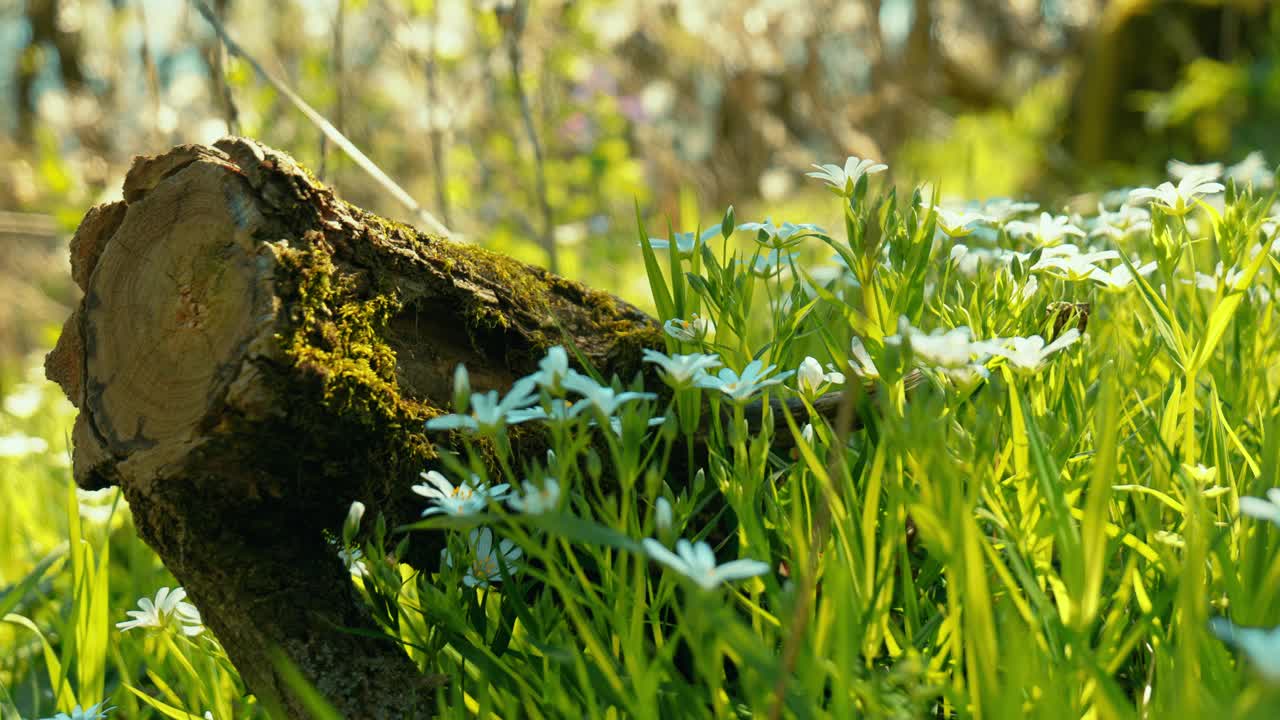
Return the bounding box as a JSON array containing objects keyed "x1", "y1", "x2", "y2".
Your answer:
[{"x1": 80, "y1": 154, "x2": 281, "y2": 485}]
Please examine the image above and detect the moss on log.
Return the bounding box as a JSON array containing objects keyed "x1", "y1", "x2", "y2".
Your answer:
[{"x1": 44, "y1": 138, "x2": 662, "y2": 718}]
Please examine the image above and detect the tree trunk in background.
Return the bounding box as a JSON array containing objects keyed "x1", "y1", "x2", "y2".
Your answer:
[{"x1": 44, "y1": 137, "x2": 661, "y2": 718}]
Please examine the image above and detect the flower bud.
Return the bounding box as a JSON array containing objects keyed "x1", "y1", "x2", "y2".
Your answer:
[
  {"x1": 453, "y1": 364, "x2": 471, "y2": 413},
  {"x1": 655, "y1": 497, "x2": 673, "y2": 532},
  {"x1": 343, "y1": 500, "x2": 366, "y2": 545}
]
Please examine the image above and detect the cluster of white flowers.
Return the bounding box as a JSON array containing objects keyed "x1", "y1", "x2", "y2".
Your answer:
[
  {"x1": 428, "y1": 347, "x2": 657, "y2": 437},
  {"x1": 882, "y1": 317, "x2": 1081, "y2": 380}
]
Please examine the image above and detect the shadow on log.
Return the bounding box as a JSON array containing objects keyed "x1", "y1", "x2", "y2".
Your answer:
[{"x1": 45, "y1": 138, "x2": 914, "y2": 717}]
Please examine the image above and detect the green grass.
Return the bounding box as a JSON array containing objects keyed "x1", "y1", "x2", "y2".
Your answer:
[{"x1": 5, "y1": 172, "x2": 1280, "y2": 718}]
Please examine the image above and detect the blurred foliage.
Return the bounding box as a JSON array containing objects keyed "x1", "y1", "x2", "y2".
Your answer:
[{"x1": 0, "y1": 0, "x2": 1278, "y2": 356}]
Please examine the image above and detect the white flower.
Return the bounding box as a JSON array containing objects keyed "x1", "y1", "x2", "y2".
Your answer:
[
  {"x1": 805, "y1": 156, "x2": 887, "y2": 196},
  {"x1": 116, "y1": 587, "x2": 204, "y2": 637},
  {"x1": 426, "y1": 377, "x2": 540, "y2": 434},
  {"x1": 1004, "y1": 212, "x2": 1086, "y2": 246},
  {"x1": 849, "y1": 337, "x2": 880, "y2": 379},
  {"x1": 0, "y1": 432, "x2": 48, "y2": 458},
  {"x1": 800, "y1": 423, "x2": 815, "y2": 445},
  {"x1": 1226, "y1": 151, "x2": 1273, "y2": 190},
  {"x1": 980, "y1": 198, "x2": 1039, "y2": 222},
  {"x1": 505, "y1": 398, "x2": 573, "y2": 426},
  {"x1": 1192, "y1": 261, "x2": 1246, "y2": 292},
  {"x1": 886, "y1": 320, "x2": 982, "y2": 369},
  {"x1": 1238, "y1": 488, "x2": 1280, "y2": 527},
  {"x1": 795, "y1": 356, "x2": 845, "y2": 396},
  {"x1": 654, "y1": 497, "x2": 673, "y2": 531},
  {"x1": 562, "y1": 374, "x2": 657, "y2": 416},
  {"x1": 921, "y1": 202, "x2": 994, "y2": 237},
  {"x1": 695, "y1": 359, "x2": 794, "y2": 404},
  {"x1": 1089, "y1": 203, "x2": 1152, "y2": 239},
  {"x1": 530, "y1": 346, "x2": 586, "y2": 394},
  {"x1": 1128, "y1": 171, "x2": 1225, "y2": 215},
  {"x1": 644, "y1": 225, "x2": 721, "y2": 256},
  {"x1": 1210, "y1": 618, "x2": 1280, "y2": 681},
  {"x1": 1019, "y1": 275, "x2": 1040, "y2": 301},
  {"x1": 508, "y1": 478, "x2": 561, "y2": 515},
  {"x1": 737, "y1": 218, "x2": 825, "y2": 248},
  {"x1": 642, "y1": 538, "x2": 770, "y2": 591},
  {"x1": 663, "y1": 314, "x2": 715, "y2": 342},
  {"x1": 338, "y1": 546, "x2": 368, "y2": 577},
  {"x1": 413, "y1": 470, "x2": 510, "y2": 517},
  {"x1": 1031, "y1": 247, "x2": 1120, "y2": 282},
  {"x1": 1090, "y1": 261, "x2": 1157, "y2": 290},
  {"x1": 642, "y1": 349, "x2": 722, "y2": 388},
  {"x1": 605, "y1": 415, "x2": 666, "y2": 437},
  {"x1": 1167, "y1": 159, "x2": 1223, "y2": 182},
  {"x1": 39, "y1": 702, "x2": 115, "y2": 720},
  {"x1": 443, "y1": 528, "x2": 522, "y2": 588},
  {"x1": 980, "y1": 329, "x2": 1081, "y2": 372}
]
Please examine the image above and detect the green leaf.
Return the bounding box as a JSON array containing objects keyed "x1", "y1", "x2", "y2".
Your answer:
[{"x1": 635, "y1": 202, "x2": 675, "y2": 320}]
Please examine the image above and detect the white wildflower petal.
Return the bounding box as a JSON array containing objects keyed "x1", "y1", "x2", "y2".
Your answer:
[
  {"x1": 664, "y1": 314, "x2": 716, "y2": 342},
  {"x1": 644, "y1": 537, "x2": 769, "y2": 591},
  {"x1": 805, "y1": 156, "x2": 887, "y2": 196},
  {"x1": 1004, "y1": 212, "x2": 1086, "y2": 246},
  {"x1": 413, "y1": 471, "x2": 508, "y2": 517},
  {"x1": 642, "y1": 349, "x2": 722, "y2": 388},
  {"x1": 695, "y1": 359, "x2": 794, "y2": 404},
  {"x1": 1210, "y1": 618, "x2": 1280, "y2": 681},
  {"x1": 849, "y1": 337, "x2": 880, "y2": 379},
  {"x1": 508, "y1": 478, "x2": 561, "y2": 515},
  {"x1": 40, "y1": 701, "x2": 115, "y2": 720},
  {"x1": 116, "y1": 586, "x2": 203, "y2": 637},
  {"x1": 1129, "y1": 171, "x2": 1225, "y2": 215},
  {"x1": 1167, "y1": 159, "x2": 1223, "y2": 182},
  {"x1": 1239, "y1": 491, "x2": 1280, "y2": 526},
  {"x1": 1226, "y1": 151, "x2": 1274, "y2": 189}
]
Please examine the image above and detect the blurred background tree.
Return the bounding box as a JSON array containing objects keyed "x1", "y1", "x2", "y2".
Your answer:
[{"x1": 2, "y1": 0, "x2": 1278, "y2": 373}]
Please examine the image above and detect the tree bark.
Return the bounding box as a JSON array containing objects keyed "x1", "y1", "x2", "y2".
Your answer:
[{"x1": 44, "y1": 137, "x2": 662, "y2": 718}]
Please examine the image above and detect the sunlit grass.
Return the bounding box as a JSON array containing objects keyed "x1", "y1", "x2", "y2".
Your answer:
[{"x1": 6, "y1": 164, "x2": 1280, "y2": 718}]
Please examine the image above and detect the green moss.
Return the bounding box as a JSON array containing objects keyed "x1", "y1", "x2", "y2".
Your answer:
[{"x1": 270, "y1": 243, "x2": 437, "y2": 498}]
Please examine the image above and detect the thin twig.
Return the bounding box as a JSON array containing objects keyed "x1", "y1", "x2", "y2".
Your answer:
[
  {"x1": 188, "y1": 0, "x2": 453, "y2": 238},
  {"x1": 208, "y1": 0, "x2": 239, "y2": 135},
  {"x1": 425, "y1": 0, "x2": 452, "y2": 228},
  {"x1": 319, "y1": 0, "x2": 345, "y2": 181},
  {"x1": 499, "y1": 2, "x2": 558, "y2": 273}
]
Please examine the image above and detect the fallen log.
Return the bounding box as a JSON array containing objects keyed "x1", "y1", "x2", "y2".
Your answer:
[
  {"x1": 44, "y1": 138, "x2": 927, "y2": 717},
  {"x1": 44, "y1": 137, "x2": 666, "y2": 718}
]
